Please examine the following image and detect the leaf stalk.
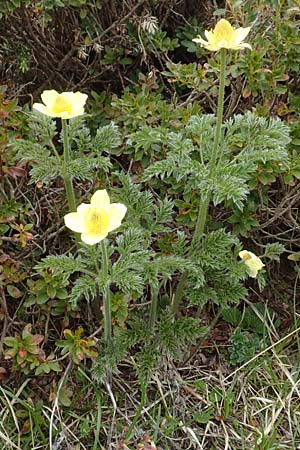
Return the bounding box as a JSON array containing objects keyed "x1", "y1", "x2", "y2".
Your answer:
[
  {"x1": 172, "y1": 48, "x2": 227, "y2": 315},
  {"x1": 62, "y1": 119, "x2": 76, "y2": 212}
]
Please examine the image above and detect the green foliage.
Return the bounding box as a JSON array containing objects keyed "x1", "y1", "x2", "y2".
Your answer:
[
  {"x1": 143, "y1": 29, "x2": 179, "y2": 53},
  {"x1": 223, "y1": 302, "x2": 281, "y2": 366},
  {"x1": 92, "y1": 335, "x2": 129, "y2": 382},
  {"x1": 111, "y1": 292, "x2": 129, "y2": 326},
  {"x1": 14, "y1": 114, "x2": 115, "y2": 184},
  {"x1": 142, "y1": 112, "x2": 290, "y2": 215},
  {"x1": 223, "y1": 113, "x2": 290, "y2": 163},
  {"x1": 162, "y1": 61, "x2": 209, "y2": 91},
  {"x1": 115, "y1": 173, "x2": 175, "y2": 234},
  {"x1": 112, "y1": 221, "x2": 200, "y2": 296},
  {"x1": 102, "y1": 45, "x2": 133, "y2": 66},
  {"x1": 179, "y1": 229, "x2": 248, "y2": 307},
  {"x1": 229, "y1": 328, "x2": 261, "y2": 366},
  {"x1": 0, "y1": 254, "x2": 27, "y2": 296},
  {"x1": 25, "y1": 269, "x2": 69, "y2": 308},
  {"x1": 263, "y1": 242, "x2": 285, "y2": 261},
  {"x1": 2, "y1": 1, "x2": 300, "y2": 449},
  {"x1": 92, "y1": 122, "x2": 121, "y2": 153},
  {"x1": 4, "y1": 324, "x2": 45, "y2": 374},
  {"x1": 35, "y1": 353, "x2": 61, "y2": 375},
  {"x1": 0, "y1": 199, "x2": 20, "y2": 235},
  {"x1": 35, "y1": 254, "x2": 86, "y2": 278},
  {"x1": 228, "y1": 198, "x2": 260, "y2": 236},
  {"x1": 93, "y1": 313, "x2": 206, "y2": 384},
  {"x1": 157, "y1": 313, "x2": 207, "y2": 359},
  {"x1": 70, "y1": 274, "x2": 98, "y2": 308},
  {"x1": 109, "y1": 88, "x2": 200, "y2": 141},
  {"x1": 56, "y1": 327, "x2": 98, "y2": 364},
  {"x1": 236, "y1": 1, "x2": 300, "y2": 102},
  {"x1": 199, "y1": 229, "x2": 239, "y2": 270},
  {"x1": 223, "y1": 304, "x2": 274, "y2": 335},
  {"x1": 188, "y1": 278, "x2": 247, "y2": 308}
]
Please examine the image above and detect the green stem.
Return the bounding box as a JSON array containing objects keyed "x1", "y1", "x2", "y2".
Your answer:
[
  {"x1": 49, "y1": 139, "x2": 61, "y2": 161},
  {"x1": 171, "y1": 272, "x2": 187, "y2": 315},
  {"x1": 100, "y1": 239, "x2": 112, "y2": 343},
  {"x1": 208, "y1": 49, "x2": 227, "y2": 177},
  {"x1": 191, "y1": 48, "x2": 226, "y2": 252},
  {"x1": 190, "y1": 195, "x2": 210, "y2": 253},
  {"x1": 148, "y1": 284, "x2": 158, "y2": 332},
  {"x1": 125, "y1": 381, "x2": 147, "y2": 441},
  {"x1": 172, "y1": 48, "x2": 227, "y2": 315},
  {"x1": 62, "y1": 119, "x2": 76, "y2": 212}
]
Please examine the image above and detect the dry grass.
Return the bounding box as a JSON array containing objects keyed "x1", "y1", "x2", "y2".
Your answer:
[{"x1": 3, "y1": 309, "x2": 299, "y2": 450}]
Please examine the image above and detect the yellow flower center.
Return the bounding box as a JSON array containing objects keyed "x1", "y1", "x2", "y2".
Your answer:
[
  {"x1": 242, "y1": 252, "x2": 252, "y2": 261},
  {"x1": 84, "y1": 207, "x2": 110, "y2": 234},
  {"x1": 52, "y1": 95, "x2": 73, "y2": 114},
  {"x1": 213, "y1": 20, "x2": 234, "y2": 43}
]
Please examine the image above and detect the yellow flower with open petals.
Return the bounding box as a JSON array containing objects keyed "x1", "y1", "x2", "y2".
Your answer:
[
  {"x1": 33, "y1": 90, "x2": 88, "y2": 119},
  {"x1": 192, "y1": 18, "x2": 251, "y2": 52},
  {"x1": 64, "y1": 190, "x2": 127, "y2": 245},
  {"x1": 239, "y1": 250, "x2": 264, "y2": 278}
]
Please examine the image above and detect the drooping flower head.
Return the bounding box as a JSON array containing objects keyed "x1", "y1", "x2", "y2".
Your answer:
[
  {"x1": 239, "y1": 250, "x2": 264, "y2": 278},
  {"x1": 33, "y1": 90, "x2": 88, "y2": 119},
  {"x1": 192, "y1": 18, "x2": 251, "y2": 52},
  {"x1": 64, "y1": 190, "x2": 127, "y2": 245}
]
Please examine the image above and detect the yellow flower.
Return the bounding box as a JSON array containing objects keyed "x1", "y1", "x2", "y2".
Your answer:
[
  {"x1": 239, "y1": 250, "x2": 264, "y2": 278},
  {"x1": 192, "y1": 18, "x2": 251, "y2": 52},
  {"x1": 33, "y1": 90, "x2": 88, "y2": 119},
  {"x1": 64, "y1": 190, "x2": 127, "y2": 245}
]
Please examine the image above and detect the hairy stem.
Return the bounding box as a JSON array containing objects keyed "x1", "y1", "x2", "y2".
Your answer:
[
  {"x1": 172, "y1": 48, "x2": 227, "y2": 315},
  {"x1": 125, "y1": 381, "x2": 147, "y2": 441},
  {"x1": 100, "y1": 239, "x2": 112, "y2": 343},
  {"x1": 62, "y1": 119, "x2": 76, "y2": 212},
  {"x1": 148, "y1": 284, "x2": 159, "y2": 332},
  {"x1": 171, "y1": 272, "x2": 187, "y2": 316},
  {"x1": 191, "y1": 48, "x2": 226, "y2": 252}
]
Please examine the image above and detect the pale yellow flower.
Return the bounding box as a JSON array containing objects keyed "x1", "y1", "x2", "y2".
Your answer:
[
  {"x1": 239, "y1": 250, "x2": 264, "y2": 278},
  {"x1": 64, "y1": 190, "x2": 127, "y2": 245},
  {"x1": 192, "y1": 18, "x2": 251, "y2": 52},
  {"x1": 33, "y1": 90, "x2": 88, "y2": 119}
]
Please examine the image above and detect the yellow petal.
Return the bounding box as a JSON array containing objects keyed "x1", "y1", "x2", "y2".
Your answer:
[
  {"x1": 234, "y1": 26, "x2": 251, "y2": 44},
  {"x1": 64, "y1": 212, "x2": 85, "y2": 232},
  {"x1": 206, "y1": 44, "x2": 222, "y2": 51},
  {"x1": 33, "y1": 90, "x2": 87, "y2": 119},
  {"x1": 192, "y1": 36, "x2": 209, "y2": 46},
  {"x1": 107, "y1": 203, "x2": 127, "y2": 232},
  {"x1": 32, "y1": 103, "x2": 56, "y2": 116},
  {"x1": 204, "y1": 30, "x2": 214, "y2": 41},
  {"x1": 239, "y1": 42, "x2": 252, "y2": 50},
  {"x1": 41, "y1": 90, "x2": 59, "y2": 108},
  {"x1": 81, "y1": 231, "x2": 108, "y2": 245},
  {"x1": 56, "y1": 92, "x2": 87, "y2": 118},
  {"x1": 193, "y1": 18, "x2": 251, "y2": 52},
  {"x1": 63, "y1": 108, "x2": 85, "y2": 119},
  {"x1": 90, "y1": 190, "x2": 110, "y2": 208},
  {"x1": 246, "y1": 259, "x2": 264, "y2": 278},
  {"x1": 214, "y1": 19, "x2": 234, "y2": 37},
  {"x1": 71, "y1": 92, "x2": 88, "y2": 109},
  {"x1": 77, "y1": 203, "x2": 91, "y2": 214},
  {"x1": 239, "y1": 250, "x2": 264, "y2": 278},
  {"x1": 247, "y1": 267, "x2": 259, "y2": 278}
]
